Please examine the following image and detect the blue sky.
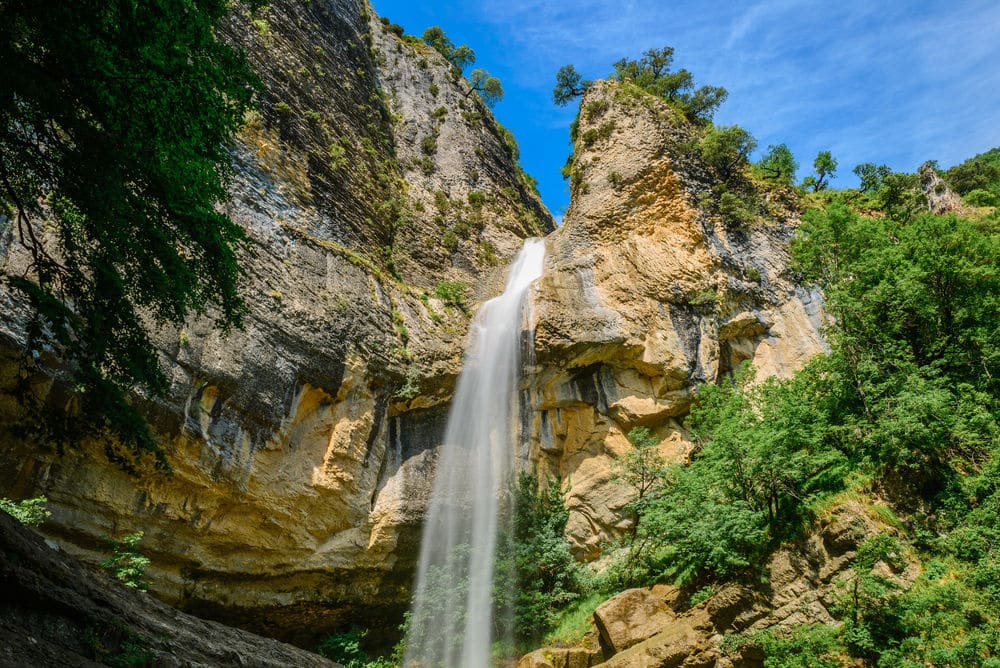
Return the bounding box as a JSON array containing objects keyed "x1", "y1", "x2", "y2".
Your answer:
[{"x1": 370, "y1": 0, "x2": 1000, "y2": 220}]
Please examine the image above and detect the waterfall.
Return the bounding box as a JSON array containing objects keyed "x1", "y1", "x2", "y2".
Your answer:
[{"x1": 404, "y1": 238, "x2": 546, "y2": 667}]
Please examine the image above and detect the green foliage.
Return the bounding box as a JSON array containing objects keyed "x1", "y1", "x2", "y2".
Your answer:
[
  {"x1": 100, "y1": 532, "x2": 151, "y2": 590},
  {"x1": 610, "y1": 46, "x2": 727, "y2": 121},
  {"x1": 718, "y1": 191, "x2": 757, "y2": 227},
  {"x1": 611, "y1": 364, "x2": 847, "y2": 587},
  {"x1": 0, "y1": 496, "x2": 50, "y2": 526},
  {"x1": 697, "y1": 125, "x2": 757, "y2": 179},
  {"x1": 580, "y1": 122, "x2": 616, "y2": 147},
  {"x1": 434, "y1": 281, "x2": 468, "y2": 311},
  {"x1": 757, "y1": 144, "x2": 798, "y2": 185},
  {"x1": 0, "y1": 0, "x2": 259, "y2": 472},
  {"x1": 964, "y1": 188, "x2": 1000, "y2": 207},
  {"x1": 544, "y1": 593, "x2": 606, "y2": 646},
  {"x1": 735, "y1": 624, "x2": 843, "y2": 668},
  {"x1": 944, "y1": 147, "x2": 1000, "y2": 195},
  {"x1": 552, "y1": 64, "x2": 593, "y2": 106},
  {"x1": 467, "y1": 191, "x2": 486, "y2": 208},
  {"x1": 317, "y1": 627, "x2": 395, "y2": 668},
  {"x1": 495, "y1": 474, "x2": 583, "y2": 645},
  {"x1": 421, "y1": 26, "x2": 475, "y2": 71},
  {"x1": 420, "y1": 135, "x2": 437, "y2": 156},
  {"x1": 467, "y1": 69, "x2": 504, "y2": 107},
  {"x1": 802, "y1": 151, "x2": 838, "y2": 191},
  {"x1": 792, "y1": 203, "x2": 999, "y2": 476}
]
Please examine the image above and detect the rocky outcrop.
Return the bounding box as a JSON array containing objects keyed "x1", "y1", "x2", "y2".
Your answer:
[
  {"x1": 0, "y1": 0, "x2": 551, "y2": 645},
  {"x1": 0, "y1": 510, "x2": 338, "y2": 667},
  {"x1": 523, "y1": 506, "x2": 914, "y2": 667},
  {"x1": 918, "y1": 161, "x2": 967, "y2": 215},
  {"x1": 525, "y1": 82, "x2": 828, "y2": 557}
]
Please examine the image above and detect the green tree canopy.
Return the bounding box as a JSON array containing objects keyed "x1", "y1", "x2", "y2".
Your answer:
[
  {"x1": 697, "y1": 125, "x2": 757, "y2": 179},
  {"x1": 610, "y1": 46, "x2": 727, "y2": 121},
  {"x1": 0, "y1": 0, "x2": 259, "y2": 471},
  {"x1": 421, "y1": 26, "x2": 475, "y2": 71},
  {"x1": 803, "y1": 150, "x2": 838, "y2": 191},
  {"x1": 466, "y1": 68, "x2": 504, "y2": 107},
  {"x1": 552, "y1": 64, "x2": 593, "y2": 106},
  {"x1": 757, "y1": 143, "x2": 798, "y2": 185}
]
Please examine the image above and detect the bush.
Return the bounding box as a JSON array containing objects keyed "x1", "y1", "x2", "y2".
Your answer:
[
  {"x1": 0, "y1": 496, "x2": 50, "y2": 526},
  {"x1": 100, "y1": 532, "x2": 151, "y2": 590},
  {"x1": 964, "y1": 188, "x2": 999, "y2": 207},
  {"x1": 434, "y1": 281, "x2": 468, "y2": 311}
]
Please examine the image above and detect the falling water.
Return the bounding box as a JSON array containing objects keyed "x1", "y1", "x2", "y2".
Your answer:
[{"x1": 404, "y1": 238, "x2": 546, "y2": 667}]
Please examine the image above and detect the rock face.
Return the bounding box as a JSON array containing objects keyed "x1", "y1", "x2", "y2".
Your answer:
[
  {"x1": 0, "y1": 4, "x2": 829, "y2": 651},
  {"x1": 0, "y1": 510, "x2": 338, "y2": 667},
  {"x1": 525, "y1": 82, "x2": 828, "y2": 557},
  {"x1": 0, "y1": 0, "x2": 551, "y2": 645},
  {"x1": 523, "y1": 505, "x2": 914, "y2": 667},
  {"x1": 918, "y1": 161, "x2": 967, "y2": 215}
]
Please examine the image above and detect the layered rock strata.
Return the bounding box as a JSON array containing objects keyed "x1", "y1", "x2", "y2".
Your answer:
[
  {"x1": 0, "y1": 0, "x2": 551, "y2": 644},
  {"x1": 526, "y1": 81, "x2": 828, "y2": 557}
]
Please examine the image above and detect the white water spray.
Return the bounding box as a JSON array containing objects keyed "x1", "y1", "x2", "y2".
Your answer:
[{"x1": 404, "y1": 238, "x2": 546, "y2": 667}]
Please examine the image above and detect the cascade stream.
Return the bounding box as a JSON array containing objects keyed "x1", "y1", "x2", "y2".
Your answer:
[{"x1": 404, "y1": 238, "x2": 546, "y2": 667}]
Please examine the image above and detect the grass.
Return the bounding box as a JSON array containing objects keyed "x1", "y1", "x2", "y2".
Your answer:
[{"x1": 543, "y1": 592, "x2": 605, "y2": 647}]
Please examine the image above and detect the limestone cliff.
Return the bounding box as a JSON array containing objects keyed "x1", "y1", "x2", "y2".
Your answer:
[
  {"x1": 0, "y1": 0, "x2": 551, "y2": 645},
  {"x1": 525, "y1": 81, "x2": 828, "y2": 558},
  {"x1": 0, "y1": 5, "x2": 829, "y2": 652}
]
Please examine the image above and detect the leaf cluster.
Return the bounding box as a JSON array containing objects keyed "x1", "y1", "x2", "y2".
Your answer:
[
  {"x1": 421, "y1": 26, "x2": 475, "y2": 71},
  {"x1": 0, "y1": 0, "x2": 259, "y2": 471},
  {"x1": 100, "y1": 531, "x2": 151, "y2": 590},
  {"x1": 0, "y1": 496, "x2": 50, "y2": 526}
]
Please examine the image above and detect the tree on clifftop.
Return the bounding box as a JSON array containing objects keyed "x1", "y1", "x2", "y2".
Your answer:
[
  {"x1": 611, "y1": 46, "x2": 728, "y2": 122},
  {"x1": 803, "y1": 150, "x2": 838, "y2": 191},
  {"x1": 552, "y1": 64, "x2": 593, "y2": 105},
  {"x1": 466, "y1": 68, "x2": 504, "y2": 108},
  {"x1": 0, "y1": 0, "x2": 260, "y2": 471},
  {"x1": 422, "y1": 26, "x2": 475, "y2": 71}
]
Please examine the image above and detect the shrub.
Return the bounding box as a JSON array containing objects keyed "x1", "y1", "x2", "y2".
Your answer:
[
  {"x1": 274, "y1": 101, "x2": 293, "y2": 117},
  {"x1": 718, "y1": 191, "x2": 756, "y2": 226},
  {"x1": 467, "y1": 191, "x2": 486, "y2": 208},
  {"x1": 100, "y1": 532, "x2": 151, "y2": 590},
  {"x1": 0, "y1": 496, "x2": 50, "y2": 526},
  {"x1": 494, "y1": 474, "x2": 583, "y2": 645},
  {"x1": 434, "y1": 281, "x2": 468, "y2": 311},
  {"x1": 420, "y1": 135, "x2": 437, "y2": 156}
]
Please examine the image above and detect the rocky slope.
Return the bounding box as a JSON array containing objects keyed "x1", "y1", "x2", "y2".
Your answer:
[
  {"x1": 0, "y1": 0, "x2": 551, "y2": 645},
  {"x1": 524, "y1": 81, "x2": 828, "y2": 557},
  {"x1": 0, "y1": 510, "x2": 338, "y2": 667},
  {"x1": 518, "y1": 504, "x2": 915, "y2": 667}
]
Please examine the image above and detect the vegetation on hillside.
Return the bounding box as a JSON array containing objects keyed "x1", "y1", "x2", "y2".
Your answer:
[{"x1": 589, "y1": 180, "x2": 999, "y2": 664}]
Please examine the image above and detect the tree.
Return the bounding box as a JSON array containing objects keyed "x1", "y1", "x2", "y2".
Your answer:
[
  {"x1": 697, "y1": 125, "x2": 757, "y2": 179},
  {"x1": 421, "y1": 26, "x2": 475, "y2": 71},
  {"x1": 757, "y1": 144, "x2": 798, "y2": 185},
  {"x1": 853, "y1": 162, "x2": 893, "y2": 193},
  {"x1": 803, "y1": 150, "x2": 838, "y2": 191},
  {"x1": 466, "y1": 68, "x2": 504, "y2": 107},
  {"x1": 0, "y1": 0, "x2": 259, "y2": 471},
  {"x1": 552, "y1": 64, "x2": 592, "y2": 106},
  {"x1": 610, "y1": 46, "x2": 727, "y2": 122}
]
